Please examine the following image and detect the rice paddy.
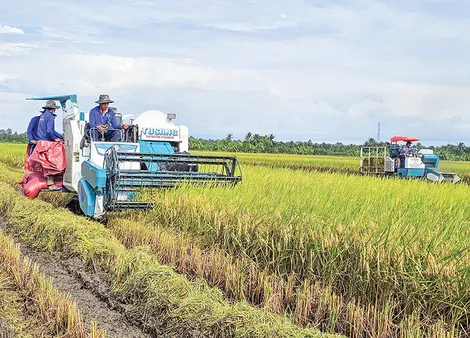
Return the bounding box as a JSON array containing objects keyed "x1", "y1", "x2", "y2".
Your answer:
[
  {"x1": 195, "y1": 150, "x2": 470, "y2": 180},
  {"x1": 0, "y1": 143, "x2": 468, "y2": 337}
]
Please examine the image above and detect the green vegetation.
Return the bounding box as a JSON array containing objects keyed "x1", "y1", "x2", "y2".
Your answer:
[
  {"x1": 4, "y1": 129, "x2": 470, "y2": 160},
  {"x1": 0, "y1": 149, "x2": 335, "y2": 337},
  {"x1": 0, "y1": 129, "x2": 28, "y2": 144},
  {"x1": 190, "y1": 134, "x2": 470, "y2": 160},
  {"x1": 0, "y1": 142, "x2": 468, "y2": 337}
]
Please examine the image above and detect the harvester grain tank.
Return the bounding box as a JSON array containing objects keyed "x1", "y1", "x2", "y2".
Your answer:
[
  {"x1": 24, "y1": 94, "x2": 242, "y2": 219},
  {"x1": 360, "y1": 136, "x2": 460, "y2": 183}
]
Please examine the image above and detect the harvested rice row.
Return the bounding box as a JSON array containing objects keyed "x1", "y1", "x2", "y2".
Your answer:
[
  {"x1": 0, "y1": 229, "x2": 105, "y2": 337},
  {"x1": 0, "y1": 181, "x2": 338, "y2": 338},
  {"x1": 0, "y1": 268, "x2": 42, "y2": 337}
]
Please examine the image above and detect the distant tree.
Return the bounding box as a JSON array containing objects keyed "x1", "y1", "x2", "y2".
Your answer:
[
  {"x1": 268, "y1": 133, "x2": 275, "y2": 145},
  {"x1": 363, "y1": 138, "x2": 377, "y2": 146}
]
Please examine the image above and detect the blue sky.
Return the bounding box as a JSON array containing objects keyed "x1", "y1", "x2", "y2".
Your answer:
[{"x1": 0, "y1": 0, "x2": 469, "y2": 145}]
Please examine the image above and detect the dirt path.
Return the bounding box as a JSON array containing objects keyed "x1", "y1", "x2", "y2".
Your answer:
[
  {"x1": 16, "y1": 243, "x2": 153, "y2": 338},
  {"x1": 0, "y1": 219, "x2": 152, "y2": 337},
  {"x1": 0, "y1": 210, "x2": 206, "y2": 338},
  {"x1": 0, "y1": 319, "x2": 15, "y2": 338}
]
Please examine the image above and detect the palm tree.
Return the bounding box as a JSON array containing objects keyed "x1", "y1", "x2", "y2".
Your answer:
[
  {"x1": 268, "y1": 133, "x2": 275, "y2": 146},
  {"x1": 245, "y1": 132, "x2": 252, "y2": 142}
]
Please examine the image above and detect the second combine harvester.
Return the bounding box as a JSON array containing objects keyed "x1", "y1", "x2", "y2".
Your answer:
[
  {"x1": 360, "y1": 136, "x2": 460, "y2": 183},
  {"x1": 25, "y1": 94, "x2": 242, "y2": 219}
]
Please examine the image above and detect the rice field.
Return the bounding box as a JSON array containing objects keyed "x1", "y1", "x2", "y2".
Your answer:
[
  {"x1": 0, "y1": 143, "x2": 468, "y2": 337},
  {"x1": 195, "y1": 150, "x2": 470, "y2": 179},
  {"x1": 130, "y1": 165, "x2": 469, "y2": 336}
]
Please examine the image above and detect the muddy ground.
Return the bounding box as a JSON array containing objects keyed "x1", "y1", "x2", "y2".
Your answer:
[
  {"x1": 0, "y1": 319, "x2": 15, "y2": 338},
  {"x1": 0, "y1": 215, "x2": 152, "y2": 338},
  {"x1": 18, "y1": 243, "x2": 152, "y2": 338}
]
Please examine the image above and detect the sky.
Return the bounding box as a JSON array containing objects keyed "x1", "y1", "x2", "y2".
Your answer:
[{"x1": 1, "y1": 0, "x2": 470, "y2": 145}]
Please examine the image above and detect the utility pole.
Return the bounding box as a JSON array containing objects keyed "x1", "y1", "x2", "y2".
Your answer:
[{"x1": 377, "y1": 122, "x2": 381, "y2": 142}]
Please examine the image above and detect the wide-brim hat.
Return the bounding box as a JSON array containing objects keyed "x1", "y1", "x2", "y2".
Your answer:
[
  {"x1": 95, "y1": 94, "x2": 114, "y2": 104},
  {"x1": 42, "y1": 100, "x2": 60, "y2": 110}
]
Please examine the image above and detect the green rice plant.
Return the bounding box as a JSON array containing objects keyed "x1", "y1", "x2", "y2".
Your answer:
[{"x1": 195, "y1": 151, "x2": 359, "y2": 175}]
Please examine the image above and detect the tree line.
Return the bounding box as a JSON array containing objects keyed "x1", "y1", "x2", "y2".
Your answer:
[
  {"x1": 189, "y1": 133, "x2": 470, "y2": 161},
  {"x1": 0, "y1": 129, "x2": 28, "y2": 143},
  {"x1": 3, "y1": 128, "x2": 470, "y2": 160}
]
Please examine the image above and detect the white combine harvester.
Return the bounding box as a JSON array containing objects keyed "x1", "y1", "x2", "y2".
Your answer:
[{"x1": 26, "y1": 94, "x2": 242, "y2": 219}]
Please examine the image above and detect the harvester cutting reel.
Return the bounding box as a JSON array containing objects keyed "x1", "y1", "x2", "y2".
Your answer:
[{"x1": 102, "y1": 146, "x2": 242, "y2": 213}]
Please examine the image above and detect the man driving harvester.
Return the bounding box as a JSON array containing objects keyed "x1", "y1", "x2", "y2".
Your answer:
[
  {"x1": 400, "y1": 140, "x2": 413, "y2": 157},
  {"x1": 88, "y1": 94, "x2": 128, "y2": 141}
]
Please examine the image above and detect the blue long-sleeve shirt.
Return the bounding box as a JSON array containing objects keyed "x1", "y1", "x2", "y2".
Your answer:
[
  {"x1": 89, "y1": 106, "x2": 121, "y2": 130},
  {"x1": 27, "y1": 116, "x2": 40, "y2": 142},
  {"x1": 400, "y1": 145, "x2": 411, "y2": 156},
  {"x1": 36, "y1": 109, "x2": 63, "y2": 141}
]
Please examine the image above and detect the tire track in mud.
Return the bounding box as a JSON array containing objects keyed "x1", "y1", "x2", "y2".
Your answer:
[
  {"x1": 0, "y1": 319, "x2": 15, "y2": 338},
  {"x1": 22, "y1": 246, "x2": 153, "y2": 338},
  {"x1": 0, "y1": 221, "x2": 152, "y2": 338}
]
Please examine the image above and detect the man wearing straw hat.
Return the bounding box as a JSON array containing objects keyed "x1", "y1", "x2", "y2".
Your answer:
[{"x1": 88, "y1": 94, "x2": 128, "y2": 142}]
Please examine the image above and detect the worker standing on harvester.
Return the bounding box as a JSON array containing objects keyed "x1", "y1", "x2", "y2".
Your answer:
[
  {"x1": 26, "y1": 113, "x2": 40, "y2": 155},
  {"x1": 27, "y1": 108, "x2": 59, "y2": 153},
  {"x1": 36, "y1": 100, "x2": 63, "y2": 142},
  {"x1": 35, "y1": 100, "x2": 64, "y2": 189},
  {"x1": 89, "y1": 94, "x2": 128, "y2": 142}
]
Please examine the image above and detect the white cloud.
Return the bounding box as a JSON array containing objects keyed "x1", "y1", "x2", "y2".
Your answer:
[
  {"x1": 4, "y1": 52, "x2": 264, "y2": 95},
  {"x1": 0, "y1": 42, "x2": 36, "y2": 56},
  {"x1": 347, "y1": 99, "x2": 388, "y2": 118},
  {"x1": 1, "y1": 1, "x2": 470, "y2": 144},
  {"x1": 0, "y1": 25, "x2": 24, "y2": 34}
]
